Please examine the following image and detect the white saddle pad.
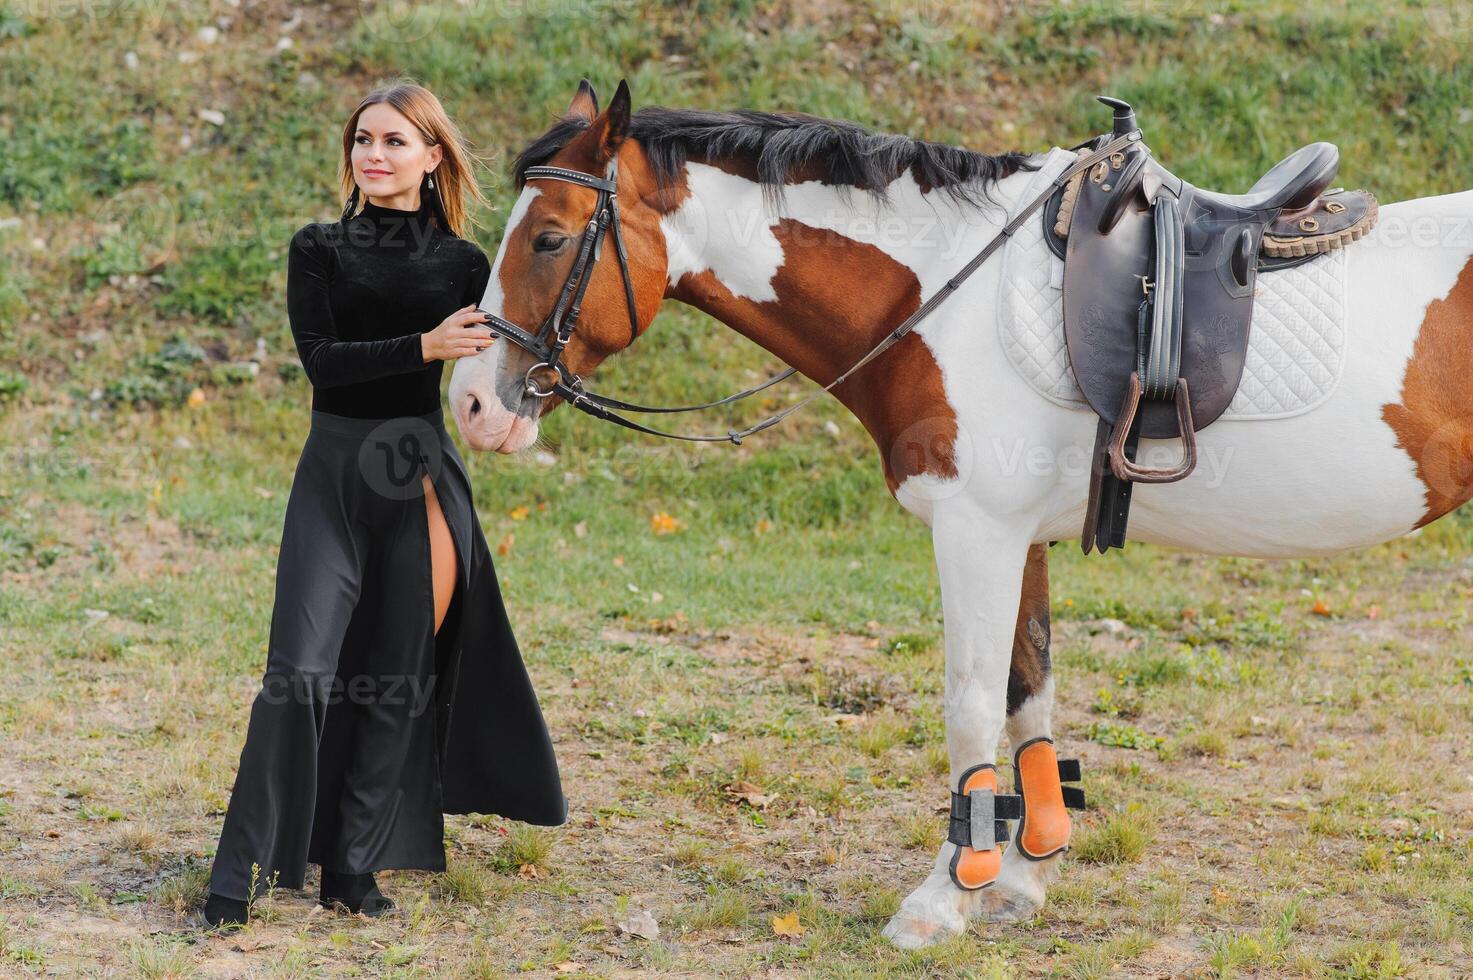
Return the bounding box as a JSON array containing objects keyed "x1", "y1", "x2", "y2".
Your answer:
[{"x1": 997, "y1": 147, "x2": 1349, "y2": 420}]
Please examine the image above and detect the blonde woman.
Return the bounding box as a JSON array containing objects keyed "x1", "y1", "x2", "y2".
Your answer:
[{"x1": 202, "y1": 81, "x2": 565, "y2": 928}]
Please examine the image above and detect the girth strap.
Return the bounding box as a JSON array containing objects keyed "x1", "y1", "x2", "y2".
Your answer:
[{"x1": 1143, "y1": 193, "x2": 1185, "y2": 400}]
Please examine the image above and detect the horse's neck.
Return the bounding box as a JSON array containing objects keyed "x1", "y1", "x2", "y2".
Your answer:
[
  {"x1": 658, "y1": 162, "x2": 1016, "y2": 489},
  {"x1": 660, "y1": 162, "x2": 1009, "y2": 384}
]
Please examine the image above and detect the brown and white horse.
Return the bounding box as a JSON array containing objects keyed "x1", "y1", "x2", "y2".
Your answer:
[{"x1": 449, "y1": 80, "x2": 1473, "y2": 946}]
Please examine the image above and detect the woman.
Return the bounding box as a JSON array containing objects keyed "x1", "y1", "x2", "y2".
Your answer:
[{"x1": 202, "y1": 81, "x2": 565, "y2": 928}]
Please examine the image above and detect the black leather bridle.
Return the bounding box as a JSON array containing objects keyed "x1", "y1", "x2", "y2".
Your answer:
[
  {"x1": 479, "y1": 165, "x2": 640, "y2": 391},
  {"x1": 479, "y1": 131, "x2": 1139, "y2": 444}
]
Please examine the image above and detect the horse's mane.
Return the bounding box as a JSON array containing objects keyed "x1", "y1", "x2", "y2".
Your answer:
[{"x1": 512, "y1": 106, "x2": 1036, "y2": 209}]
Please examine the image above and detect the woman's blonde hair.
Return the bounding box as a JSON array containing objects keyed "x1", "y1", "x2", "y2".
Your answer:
[{"x1": 337, "y1": 79, "x2": 490, "y2": 238}]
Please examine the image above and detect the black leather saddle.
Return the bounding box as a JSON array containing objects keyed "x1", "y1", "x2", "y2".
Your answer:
[{"x1": 1047, "y1": 98, "x2": 1378, "y2": 554}]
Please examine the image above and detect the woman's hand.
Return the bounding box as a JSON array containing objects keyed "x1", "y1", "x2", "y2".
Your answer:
[{"x1": 421, "y1": 306, "x2": 494, "y2": 362}]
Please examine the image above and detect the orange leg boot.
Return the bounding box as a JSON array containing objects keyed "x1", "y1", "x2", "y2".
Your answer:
[
  {"x1": 1012, "y1": 737, "x2": 1086, "y2": 861},
  {"x1": 946, "y1": 764, "x2": 1023, "y2": 890}
]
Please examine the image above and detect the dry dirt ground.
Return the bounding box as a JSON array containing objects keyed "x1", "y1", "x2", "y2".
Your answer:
[{"x1": 1, "y1": 489, "x2": 1470, "y2": 978}]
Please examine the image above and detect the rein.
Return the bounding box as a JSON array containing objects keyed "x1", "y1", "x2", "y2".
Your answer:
[{"x1": 480, "y1": 130, "x2": 1140, "y2": 444}]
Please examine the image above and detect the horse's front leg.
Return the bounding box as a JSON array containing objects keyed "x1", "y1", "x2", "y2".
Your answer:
[
  {"x1": 882, "y1": 513, "x2": 1033, "y2": 949},
  {"x1": 986, "y1": 542, "x2": 1065, "y2": 922}
]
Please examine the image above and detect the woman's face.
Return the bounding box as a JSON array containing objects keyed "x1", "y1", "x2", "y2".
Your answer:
[{"x1": 351, "y1": 103, "x2": 442, "y2": 206}]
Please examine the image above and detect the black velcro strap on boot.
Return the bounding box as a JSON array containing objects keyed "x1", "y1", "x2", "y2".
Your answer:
[
  {"x1": 1058, "y1": 758, "x2": 1086, "y2": 809},
  {"x1": 947, "y1": 787, "x2": 1022, "y2": 849}
]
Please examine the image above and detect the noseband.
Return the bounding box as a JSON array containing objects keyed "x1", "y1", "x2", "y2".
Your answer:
[{"x1": 478, "y1": 132, "x2": 1138, "y2": 444}]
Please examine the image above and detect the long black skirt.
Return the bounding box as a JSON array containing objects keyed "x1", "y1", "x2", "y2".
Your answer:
[{"x1": 208, "y1": 407, "x2": 565, "y2": 901}]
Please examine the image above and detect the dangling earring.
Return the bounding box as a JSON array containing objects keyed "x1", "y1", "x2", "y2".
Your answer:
[
  {"x1": 423, "y1": 169, "x2": 450, "y2": 232},
  {"x1": 340, "y1": 183, "x2": 361, "y2": 222}
]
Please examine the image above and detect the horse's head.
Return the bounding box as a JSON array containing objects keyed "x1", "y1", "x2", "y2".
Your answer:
[{"x1": 450, "y1": 79, "x2": 670, "y2": 453}]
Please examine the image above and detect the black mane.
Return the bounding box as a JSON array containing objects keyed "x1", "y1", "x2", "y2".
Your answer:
[{"x1": 512, "y1": 106, "x2": 1036, "y2": 209}]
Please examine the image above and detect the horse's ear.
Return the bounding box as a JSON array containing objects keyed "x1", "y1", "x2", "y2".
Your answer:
[
  {"x1": 567, "y1": 78, "x2": 599, "y2": 122},
  {"x1": 592, "y1": 78, "x2": 631, "y2": 164}
]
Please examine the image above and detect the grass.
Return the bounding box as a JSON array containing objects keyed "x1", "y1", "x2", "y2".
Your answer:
[
  {"x1": 1, "y1": 0, "x2": 1471, "y2": 975},
  {"x1": 1070, "y1": 809, "x2": 1152, "y2": 866},
  {"x1": 491, "y1": 825, "x2": 555, "y2": 877}
]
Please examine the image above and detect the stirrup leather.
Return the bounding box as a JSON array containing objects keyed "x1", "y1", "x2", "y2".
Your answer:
[
  {"x1": 946, "y1": 764, "x2": 1023, "y2": 890},
  {"x1": 1013, "y1": 737, "x2": 1087, "y2": 861}
]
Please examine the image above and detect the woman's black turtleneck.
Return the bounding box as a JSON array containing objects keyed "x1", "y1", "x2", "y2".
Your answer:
[{"x1": 285, "y1": 197, "x2": 491, "y2": 418}]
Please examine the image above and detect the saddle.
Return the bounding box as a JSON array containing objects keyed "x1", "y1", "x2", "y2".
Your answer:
[{"x1": 1046, "y1": 98, "x2": 1378, "y2": 554}]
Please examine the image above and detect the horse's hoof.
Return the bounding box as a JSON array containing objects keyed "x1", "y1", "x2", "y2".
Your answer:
[
  {"x1": 881, "y1": 906, "x2": 964, "y2": 949},
  {"x1": 976, "y1": 882, "x2": 1042, "y2": 923}
]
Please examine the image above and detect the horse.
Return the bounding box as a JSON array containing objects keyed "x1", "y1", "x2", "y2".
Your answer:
[{"x1": 447, "y1": 79, "x2": 1473, "y2": 947}]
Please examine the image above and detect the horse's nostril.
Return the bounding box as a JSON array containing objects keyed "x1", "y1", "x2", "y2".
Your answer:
[{"x1": 468, "y1": 396, "x2": 481, "y2": 418}]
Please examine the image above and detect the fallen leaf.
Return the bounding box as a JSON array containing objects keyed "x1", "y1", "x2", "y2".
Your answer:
[
  {"x1": 650, "y1": 511, "x2": 684, "y2": 535},
  {"x1": 516, "y1": 863, "x2": 541, "y2": 880},
  {"x1": 574, "y1": 521, "x2": 589, "y2": 538},
  {"x1": 508, "y1": 505, "x2": 530, "y2": 521},
  {"x1": 1367, "y1": 604, "x2": 1381, "y2": 619},
  {"x1": 825, "y1": 713, "x2": 863, "y2": 728},
  {"x1": 187, "y1": 387, "x2": 206, "y2": 407},
  {"x1": 553, "y1": 962, "x2": 584, "y2": 974},
  {"x1": 497, "y1": 533, "x2": 514, "y2": 556},
  {"x1": 616, "y1": 908, "x2": 660, "y2": 941},
  {"x1": 724, "y1": 781, "x2": 775, "y2": 808},
  {"x1": 771, "y1": 911, "x2": 804, "y2": 937},
  {"x1": 1310, "y1": 600, "x2": 1331, "y2": 617},
  {"x1": 754, "y1": 518, "x2": 772, "y2": 534}
]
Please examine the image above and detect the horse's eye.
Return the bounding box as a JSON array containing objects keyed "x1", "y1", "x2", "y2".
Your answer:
[{"x1": 533, "y1": 232, "x2": 569, "y2": 253}]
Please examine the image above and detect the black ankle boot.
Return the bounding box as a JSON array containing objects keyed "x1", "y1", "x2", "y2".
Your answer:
[
  {"x1": 320, "y1": 870, "x2": 395, "y2": 916},
  {"x1": 202, "y1": 892, "x2": 249, "y2": 928}
]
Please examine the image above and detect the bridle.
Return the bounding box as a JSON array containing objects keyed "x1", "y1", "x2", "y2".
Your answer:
[
  {"x1": 479, "y1": 159, "x2": 801, "y2": 443},
  {"x1": 479, "y1": 163, "x2": 643, "y2": 397},
  {"x1": 478, "y1": 130, "x2": 1140, "y2": 444}
]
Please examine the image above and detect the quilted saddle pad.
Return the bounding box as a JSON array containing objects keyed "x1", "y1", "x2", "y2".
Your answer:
[{"x1": 996, "y1": 147, "x2": 1349, "y2": 421}]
